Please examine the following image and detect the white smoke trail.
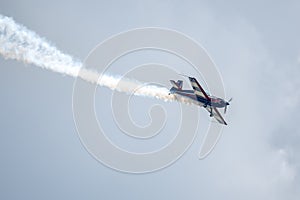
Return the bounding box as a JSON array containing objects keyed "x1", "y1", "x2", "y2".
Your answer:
[{"x1": 0, "y1": 14, "x2": 195, "y2": 105}]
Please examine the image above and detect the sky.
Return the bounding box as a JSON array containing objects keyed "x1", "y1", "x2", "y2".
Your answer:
[{"x1": 0, "y1": 0, "x2": 300, "y2": 200}]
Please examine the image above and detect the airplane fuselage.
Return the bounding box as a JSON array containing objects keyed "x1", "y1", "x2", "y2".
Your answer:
[{"x1": 170, "y1": 87, "x2": 228, "y2": 108}]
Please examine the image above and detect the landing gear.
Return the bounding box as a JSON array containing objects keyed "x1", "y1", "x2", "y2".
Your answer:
[{"x1": 210, "y1": 107, "x2": 213, "y2": 117}]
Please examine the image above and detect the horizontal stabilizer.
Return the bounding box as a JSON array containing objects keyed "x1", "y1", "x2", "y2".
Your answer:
[{"x1": 170, "y1": 80, "x2": 183, "y2": 89}]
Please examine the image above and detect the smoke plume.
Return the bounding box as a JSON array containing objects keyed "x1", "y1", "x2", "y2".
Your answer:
[{"x1": 0, "y1": 15, "x2": 194, "y2": 104}]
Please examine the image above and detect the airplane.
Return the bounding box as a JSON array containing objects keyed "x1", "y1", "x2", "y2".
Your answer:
[{"x1": 169, "y1": 76, "x2": 231, "y2": 125}]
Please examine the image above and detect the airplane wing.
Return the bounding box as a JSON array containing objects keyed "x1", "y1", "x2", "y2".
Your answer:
[
  {"x1": 188, "y1": 77, "x2": 211, "y2": 100},
  {"x1": 188, "y1": 77, "x2": 227, "y2": 125},
  {"x1": 206, "y1": 107, "x2": 227, "y2": 125}
]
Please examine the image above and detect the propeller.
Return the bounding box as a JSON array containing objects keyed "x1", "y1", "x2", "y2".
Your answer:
[{"x1": 224, "y1": 98, "x2": 232, "y2": 114}]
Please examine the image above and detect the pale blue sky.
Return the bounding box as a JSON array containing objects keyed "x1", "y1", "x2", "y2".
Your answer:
[{"x1": 0, "y1": 1, "x2": 299, "y2": 200}]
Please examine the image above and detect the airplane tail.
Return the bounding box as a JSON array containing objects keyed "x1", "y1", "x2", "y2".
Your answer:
[{"x1": 170, "y1": 80, "x2": 183, "y2": 90}]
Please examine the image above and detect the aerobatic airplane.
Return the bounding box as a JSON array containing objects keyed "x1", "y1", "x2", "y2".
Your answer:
[{"x1": 169, "y1": 76, "x2": 231, "y2": 125}]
